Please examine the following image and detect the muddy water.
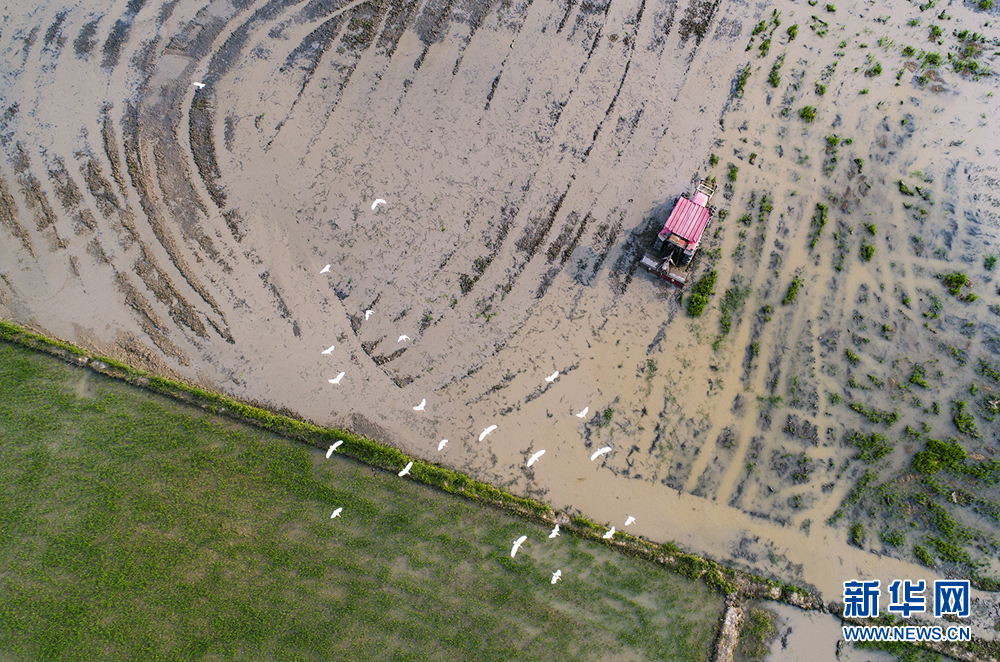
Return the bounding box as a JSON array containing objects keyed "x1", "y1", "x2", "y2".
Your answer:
[
  {"x1": 766, "y1": 602, "x2": 897, "y2": 662},
  {"x1": 2, "y1": 0, "x2": 1000, "y2": 632}
]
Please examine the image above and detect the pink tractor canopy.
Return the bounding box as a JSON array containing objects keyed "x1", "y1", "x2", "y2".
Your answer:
[
  {"x1": 657, "y1": 195, "x2": 712, "y2": 254},
  {"x1": 653, "y1": 180, "x2": 716, "y2": 267}
]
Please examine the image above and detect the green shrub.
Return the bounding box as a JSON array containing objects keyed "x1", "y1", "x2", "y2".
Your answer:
[
  {"x1": 768, "y1": 53, "x2": 785, "y2": 87},
  {"x1": 860, "y1": 241, "x2": 875, "y2": 262},
  {"x1": 782, "y1": 275, "x2": 803, "y2": 304},
  {"x1": 846, "y1": 431, "x2": 893, "y2": 463},
  {"x1": 709, "y1": 153, "x2": 719, "y2": 167},
  {"x1": 913, "y1": 451, "x2": 941, "y2": 474},
  {"x1": 825, "y1": 3, "x2": 836, "y2": 11},
  {"x1": 980, "y1": 359, "x2": 1000, "y2": 383},
  {"x1": 787, "y1": 24, "x2": 798, "y2": 41},
  {"x1": 849, "y1": 522, "x2": 865, "y2": 548},
  {"x1": 952, "y1": 401, "x2": 979, "y2": 437},
  {"x1": 727, "y1": 163, "x2": 739, "y2": 182},
  {"x1": 941, "y1": 271, "x2": 967, "y2": 295},
  {"x1": 902, "y1": 45, "x2": 916, "y2": 57},
  {"x1": 927, "y1": 438, "x2": 967, "y2": 467},
  {"x1": 929, "y1": 24, "x2": 943, "y2": 40},
  {"x1": 985, "y1": 254, "x2": 997, "y2": 270},
  {"x1": 798, "y1": 106, "x2": 817, "y2": 122},
  {"x1": 909, "y1": 364, "x2": 929, "y2": 387},
  {"x1": 688, "y1": 270, "x2": 718, "y2": 317},
  {"x1": 897, "y1": 180, "x2": 914, "y2": 195},
  {"x1": 914, "y1": 544, "x2": 935, "y2": 567},
  {"x1": 815, "y1": 82, "x2": 826, "y2": 95},
  {"x1": 807, "y1": 203, "x2": 827, "y2": 249},
  {"x1": 735, "y1": 64, "x2": 751, "y2": 97},
  {"x1": 881, "y1": 530, "x2": 905, "y2": 547},
  {"x1": 848, "y1": 402, "x2": 899, "y2": 426}
]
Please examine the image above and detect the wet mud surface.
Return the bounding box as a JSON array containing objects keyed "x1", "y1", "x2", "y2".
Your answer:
[{"x1": 2, "y1": 0, "x2": 1000, "y2": 620}]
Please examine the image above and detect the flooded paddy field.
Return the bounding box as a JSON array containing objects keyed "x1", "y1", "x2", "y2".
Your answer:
[{"x1": 2, "y1": 0, "x2": 1000, "y2": 642}]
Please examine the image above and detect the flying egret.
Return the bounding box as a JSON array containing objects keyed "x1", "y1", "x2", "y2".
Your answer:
[
  {"x1": 602, "y1": 526, "x2": 615, "y2": 539},
  {"x1": 576, "y1": 407, "x2": 589, "y2": 418},
  {"x1": 326, "y1": 440, "x2": 343, "y2": 458},
  {"x1": 548, "y1": 524, "x2": 560, "y2": 539},
  {"x1": 193, "y1": 82, "x2": 205, "y2": 89},
  {"x1": 590, "y1": 446, "x2": 611, "y2": 461},
  {"x1": 329, "y1": 372, "x2": 345, "y2": 385},
  {"x1": 331, "y1": 507, "x2": 343, "y2": 518},
  {"x1": 510, "y1": 535, "x2": 527, "y2": 557},
  {"x1": 437, "y1": 439, "x2": 448, "y2": 451},
  {"x1": 526, "y1": 449, "x2": 546, "y2": 467},
  {"x1": 413, "y1": 399, "x2": 426, "y2": 411},
  {"x1": 398, "y1": 335, "x2": 410, "y2": 343},
  {"x1": 624, "y1": 515, "x2": 636, "y2": 526},
  {"x1": 551, "y1": 569, "x2": 562, "y2": 584},
  {"x1": 545, "y1": 371, "x2": 559, "y2": 383},
  {"x1": 322, "y1": 345, "x2": 335, "y2": 355},
  {"x1": 479, "y1": 425, "x2": 497, "y2": 441},
  {"x1": 365, "y1": 309, "x2": 373, "y2": 320},
  {"x1": 372, "y1": 198, "x2": 387, "y2": 211},
  {"x1": 398, "y1": 461, "x2": 413, "y2": 477},
  {"x1": 320, "y1": 264, "x2": 331, "y2": 274}
]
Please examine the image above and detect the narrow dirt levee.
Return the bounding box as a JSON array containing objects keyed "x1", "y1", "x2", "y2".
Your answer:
[{"x1": 2, "y1": 0, "x2": 1000, "y2": 615}]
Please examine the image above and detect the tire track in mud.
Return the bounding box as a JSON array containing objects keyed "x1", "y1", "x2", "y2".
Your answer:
[
  {"x1": 267, "y1": 0, "x2": 383, "y2": 147},
  {"x1": 0, "y1": 169, "x2": 35, "y2": 257},
  {"x1": 100, "y1": 0, "x2": 149, "y2": 70},
  {"x1": 79, "y1": 149, "x2": 211, "y2": 347},
  {"x1": 582, "y1": 60, "x2": 631, "y2": 158},
  {"x1": 119, "y1": 103, "x2": 231, "y2": 341}
]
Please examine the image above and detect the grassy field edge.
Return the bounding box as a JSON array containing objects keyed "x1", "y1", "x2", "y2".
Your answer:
[
  {"x1": 0, "y1": 318, "x2": 886, "y2": 647},
  {"x1": 9, "y1": 318, "x2": 1000, "y2": 661}
]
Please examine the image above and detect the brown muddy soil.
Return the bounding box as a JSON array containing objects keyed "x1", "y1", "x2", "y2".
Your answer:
[{"x1": 2, "y1": 0, "x2": 1000, "y2": 617}]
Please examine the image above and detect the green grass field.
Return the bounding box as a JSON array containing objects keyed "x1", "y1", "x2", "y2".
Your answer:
[{"x1": 0, "y1": 342, "x2": 724, "y2": 661}]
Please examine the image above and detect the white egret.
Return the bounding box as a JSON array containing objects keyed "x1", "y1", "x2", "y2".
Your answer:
[
  {"x1": 326, "y1": 440, "x2": 343, "y2": 458},
  {"x1": 398, "y1": 335, "x2": 410, "y2": 343},
  {"x1": 510, "y1": 535, "x2": 527, "y2": 557},
  {"x1": 372, "y1": 199, "x2": 387, "y2": 211},
  {"x1": 479, "y1": 425, "x2": 497, "y2": 441},
  {"x1": 322, "y1": 345, "x2": 335, "y2": 355},
  {"x1": 193, "y1": 82, "x2": 205, "y2": 89},
  {"x1": 602, "y1": 526, "x2": 615, "y2": 539},
  {"x1": 624, "y1": 515, "x2": 636, "y2": 526},
  {"x1": 320, "y1": 264, "x2": 331, "y2": 274},
  {"x1": 331, "y1": 507, "x2": 343, "y2": 518},
  {"x1": 548, "y1": 524, "x2": 560, "y2": 539},
  {"x1": 590, "y1": 446, "x2": 611, "y2": 461},
  {"x1": 398, "y1": 461, "x2": 413, "y2": 477},
  {"x1": 365, "y1": 309, "x2": 373, "y2": 320},
  {"x1": 544, "y1": 371, "x2": 559, "y2": 383},
  {"x1": 576, "y1": 407, "x2": 589, "y2": 418},
  {"x1": 329, "y1": 372, "x2": 345, "y2": 385},
  {"x1": 437, "y1": 439, "x2": 448, "y2": 451},
  {"x1": 413, "y1": 399, "x2": 426, "y2": 411},
  {"x1": 551, "y1": 569, "x2": 562, "y2": 584},
  {"x1": 526, "y1": 449, "x2": 546, "y2": 467}
]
